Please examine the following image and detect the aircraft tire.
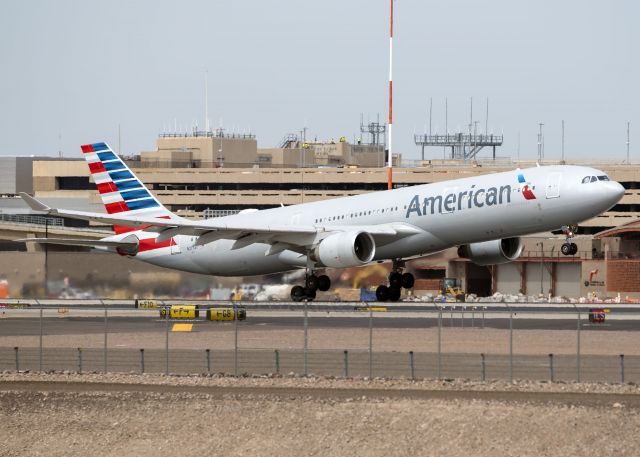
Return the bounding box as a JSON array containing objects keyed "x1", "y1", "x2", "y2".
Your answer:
[
  {"x1": 388, "y1": 286, "x2": 401, "y2": 302},
  {"x1": 375, "y1": 285, "x2": 389, "y2": 302},
  {"x1": 291, "y1": 285, "x2": 306, "y2": 302},
  {"x1": 401, "y1": 272, "x2": 415, "y2": 289},
  {"x1": 304, "y1": 287, "x2": 316, "y2": 300},
  {"x1": 305, "y1": 275, "x2": 319, "y2": 291},
  {"x1": 389, "y1": 272, "x2": 403, "y2": 289},
  {"x1": 317, "y1": 275, "x2": 331, "y2": 292},
  {"x1": 561, "y1": 243, "x2": 572, "y2": 256},
  {"x1": 570, "y1": 243, "x2": 578, "y2": 255}
]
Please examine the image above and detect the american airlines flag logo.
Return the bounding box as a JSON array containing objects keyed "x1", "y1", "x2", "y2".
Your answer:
[{"x1": 517, "y1": 174, "x2": 537, "y2": 200}]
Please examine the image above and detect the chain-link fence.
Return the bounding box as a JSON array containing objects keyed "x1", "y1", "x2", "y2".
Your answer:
[{"x1": 0, "y1": 303, "x2": 637, "y2": 384}]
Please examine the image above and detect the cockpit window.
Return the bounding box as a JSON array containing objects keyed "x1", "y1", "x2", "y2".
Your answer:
[
  {"x1": 582, "y1": 176, "x2": 590, "y2": 184},
  {"x1": 590, "y1": 176, "x2": 598, "y2": 183},
  {"x1": 597, "y1": 175, "x2": 610, "y2": 181}
]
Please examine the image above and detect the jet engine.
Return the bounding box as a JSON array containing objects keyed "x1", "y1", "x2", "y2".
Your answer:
[
  {"x1": 313, "y1": 231, "x2": 375, "y2": 268},
  {"x1": 457, "y1": 237, "x2": 523, "y2": 266},
  {"x1": 115, "y1": 234, "x2": 140, "y2": 256}
]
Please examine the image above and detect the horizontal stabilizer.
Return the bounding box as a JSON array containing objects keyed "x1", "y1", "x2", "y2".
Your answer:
[{"x1": 14, "y1": 237, "x2": 138, "y2": 250}]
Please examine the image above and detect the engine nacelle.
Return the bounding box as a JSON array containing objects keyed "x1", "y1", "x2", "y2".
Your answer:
[
  {"x1": 457, "y1": 237, "x2": 523, "y2": 266},
  {"x1": 115, "y1": 234, "x2": 140, "y2": 256},
  {"x1": 313, "y1": 231, "x2": 375, "y2": 268}
]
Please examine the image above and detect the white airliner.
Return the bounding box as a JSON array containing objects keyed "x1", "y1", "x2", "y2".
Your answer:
[{"x1": 19, "y1": 142, "x2": 624, "y2": 301}]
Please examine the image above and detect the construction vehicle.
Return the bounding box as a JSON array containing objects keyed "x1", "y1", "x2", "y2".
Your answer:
[{"x1": 439, "y1": 278, "x2": 465, "y2": 302}]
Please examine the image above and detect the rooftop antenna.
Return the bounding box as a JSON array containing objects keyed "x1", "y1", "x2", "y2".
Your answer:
[
  {"x1": 387, "y1": 0, "x2": 394, "y2": 190},
  {"x1": 429, "y1": 97, "x2": 433, "y2": 136},
  {"x1": 485, "y1": 97, "x2": 489, "y2": 135},
  {"x1": 561, "y1": 120, "x2": 565, "y2": 162},
  {"x1": 58, "y1": 132, "x2": 62, "y2": 158},
  {"x1": 445, "y1": 98, "x2": 448, "y2": 135},
  {"x1": 204, "y1": 69, "x2": 209, "y2": 133},
  {"x1": 627, "y1": 121, "x2": 631, "y2": 164}
]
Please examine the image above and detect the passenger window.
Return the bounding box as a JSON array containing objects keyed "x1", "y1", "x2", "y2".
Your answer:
[
  {"x1": 590, "y1": 176, "x2": 598, "y2": 183},
  {"x1": 582, "y1": 176, "x2": 590, "y2": 184}
]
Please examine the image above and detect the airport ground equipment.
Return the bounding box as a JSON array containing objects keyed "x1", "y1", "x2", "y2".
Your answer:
[
  {"x1": 159, "y1": 305, "x2": 199, "y2": 319},
  {"x1": 207, "y1": 307, "x2": 246, "y2": 321},
  {"x1": 440, "y1": 278, "x2": 466, "y2": 302}
]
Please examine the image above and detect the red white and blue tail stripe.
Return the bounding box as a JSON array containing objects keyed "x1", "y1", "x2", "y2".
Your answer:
[{"x1": 81, "y1": 142, "x2": 176, "y2": 236}]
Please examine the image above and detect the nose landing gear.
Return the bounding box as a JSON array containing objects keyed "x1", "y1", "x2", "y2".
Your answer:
[
  {"x1": 375, "y1": 260, "x2": 415, "y2": 302},
  {"x1": 561, "y1": 224, "x2": 578, "y2": 256}
]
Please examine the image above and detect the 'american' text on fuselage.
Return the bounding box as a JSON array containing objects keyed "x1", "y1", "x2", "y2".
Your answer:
[{"x1": 405, "y1": 184, "x2": 512, "y2": 218}]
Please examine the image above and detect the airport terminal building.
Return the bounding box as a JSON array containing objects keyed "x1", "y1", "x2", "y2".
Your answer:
[{"x1": 1, "y1": 132, "x2": 639, "y2": 299}]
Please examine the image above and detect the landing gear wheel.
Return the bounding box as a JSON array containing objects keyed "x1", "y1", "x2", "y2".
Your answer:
[
  {"x1": 305, "y1": 275, "x2": 319, "y2": 291},
  {"x1": 291, "y1": 285, "x2": 306, "y2": 302},
  {"x1": 317, "y1": 275, "x2": 331, "y2": 292},
  {"x1": 561, "y1": 243, "x2": 572, "y2": 256},
  {"x1": 304, "y1": 287, "x2": 316, "y2": 300},
  {"x1": 388, "y1": 286, "x2": 401, "y2": 302},
  {"x1": 389, "y1": 272, "x2": 403, "y2": 289},
  {"x1": 570, "y1": 243, "x2": 578, "y2": 255},
  {"x1": 375, "y1": 285, "x2": 389, "y2": 302},
  {"x1": 401, "y1": 272, "x2": 415, "y2": 289}
]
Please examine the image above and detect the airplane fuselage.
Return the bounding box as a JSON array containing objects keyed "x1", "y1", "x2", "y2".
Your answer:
[{"x1": 130, "y1": 165, "x2": 623, "y2": 276}]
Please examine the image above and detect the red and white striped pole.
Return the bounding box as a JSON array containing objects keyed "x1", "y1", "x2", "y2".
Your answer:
[{"x1": 387, "y1": 0, "x2": 394, "y2": 190}]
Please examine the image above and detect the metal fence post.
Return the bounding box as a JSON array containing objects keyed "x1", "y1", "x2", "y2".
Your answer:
[
  {"x1": 549, "y1": 353, "x2": 554, "y2": 382},
  {"x1": 103, "y1": 303, "x2": 108, "y2": 373},
  {"x1": 165, "y1": 306, "x2": 169, "y2": 375},
  {"x1": 409, "y1": 351, "x2": 415, "y2": 380},
  {"x1": 275, "y1": 349, "x2": 280, "y2": 375},
  {"x1": 77, "y1": 348, "x2": 82, "y2": 373},
  {"x1": 234, "y1": 302, "x2": 238, "y2": 376},
  {"x1": 139, "y1": 349, "x2": 144, "y2": 374},
  {"x1": 509, "y1": 312, "x2": 513, "y2": 382},
  {"x1": 205, "y1": 349, "x2": 210, "y2": 374},
  {"x1": 343, "y1": 350, "x2": 349, "y2": 378},
  {"x1": 368, "y1": 307, "x2": 373, "y2": 379},
  {"x1": 303, "y1": 300, "x2": 308, "y2": 376},
  {"x1": 481, "y1": 353, "x2": 486, "y2": 381},
  {"x1": 620, "y1": 354, "x2": 625, "y2": 384},
  {"x1": 14, "y1": 347, "x2": 19, "y2": 372},
  {"x1": 37, "y1": 300, "x2": 42, "y2": 372},
  {"x1": 576, "y1": 311, "x2": 581, "y2": 383},
  {"x1": 437, "y1": 309, "x2": 442, "y2": 379}
]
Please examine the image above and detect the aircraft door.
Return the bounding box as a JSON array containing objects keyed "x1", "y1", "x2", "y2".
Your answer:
[{"x1": 545, "y1": 173, "x2": 561, "y2": 199}]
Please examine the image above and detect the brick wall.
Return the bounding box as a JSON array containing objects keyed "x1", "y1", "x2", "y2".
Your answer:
[{"x1": 607, "y1": 260, "x2": 640, "y2": 292}]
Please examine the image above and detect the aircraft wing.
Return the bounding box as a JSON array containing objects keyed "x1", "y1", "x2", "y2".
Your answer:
[{"x1": 19, "y1": 193, "x2": 423, "y2": 248}]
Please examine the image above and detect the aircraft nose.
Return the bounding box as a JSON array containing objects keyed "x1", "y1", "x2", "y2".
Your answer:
[{"x1": 604, "y1": 181, "x2": 625, "y2": 205}]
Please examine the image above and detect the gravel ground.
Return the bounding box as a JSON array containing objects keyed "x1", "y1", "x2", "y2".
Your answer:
[{"x1": 1, "y1": 373, "x2": 639, "y2": 456}]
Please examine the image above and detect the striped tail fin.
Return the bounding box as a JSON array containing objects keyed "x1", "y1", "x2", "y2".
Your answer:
[{"x1": 80, "y1": 142, "x2": 177, "y2": 233}]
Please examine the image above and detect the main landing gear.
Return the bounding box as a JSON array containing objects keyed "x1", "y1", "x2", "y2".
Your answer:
[
  {"x1": 375, "y1": 260, "x2": 415, "y2": 302},
  {"x1": 291, "y1": 273, "x2": 331, "y2": 302},
  {"x1": 560, "y1": 224, "x2": 578, "y2": 256}
]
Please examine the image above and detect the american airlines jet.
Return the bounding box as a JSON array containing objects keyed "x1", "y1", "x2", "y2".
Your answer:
[{"x1": 19, "y1": 142, "x2": 624, "y2": 302}]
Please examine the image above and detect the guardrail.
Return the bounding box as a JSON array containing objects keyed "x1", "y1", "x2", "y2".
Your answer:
[{"x1": 1, "y1": 302, "x2": 638, "y2": 383}]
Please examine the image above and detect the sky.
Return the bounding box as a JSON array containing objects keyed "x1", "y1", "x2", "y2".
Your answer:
[{"x1": 0, "y1": 0, "x2": 637, "y2": 162}]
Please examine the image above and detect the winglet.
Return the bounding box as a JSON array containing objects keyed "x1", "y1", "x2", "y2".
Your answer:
[{"x1": 19, "y1": 193, "x2": 51, "y2": 212}]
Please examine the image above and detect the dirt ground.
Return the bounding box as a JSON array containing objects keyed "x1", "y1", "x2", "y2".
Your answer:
[
  {"x1": 0, "y1": 373, "x2": 639, "y2": 457},
  {"x1": 2, "y1": 326, "x2": 639, "y2": 356}
]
